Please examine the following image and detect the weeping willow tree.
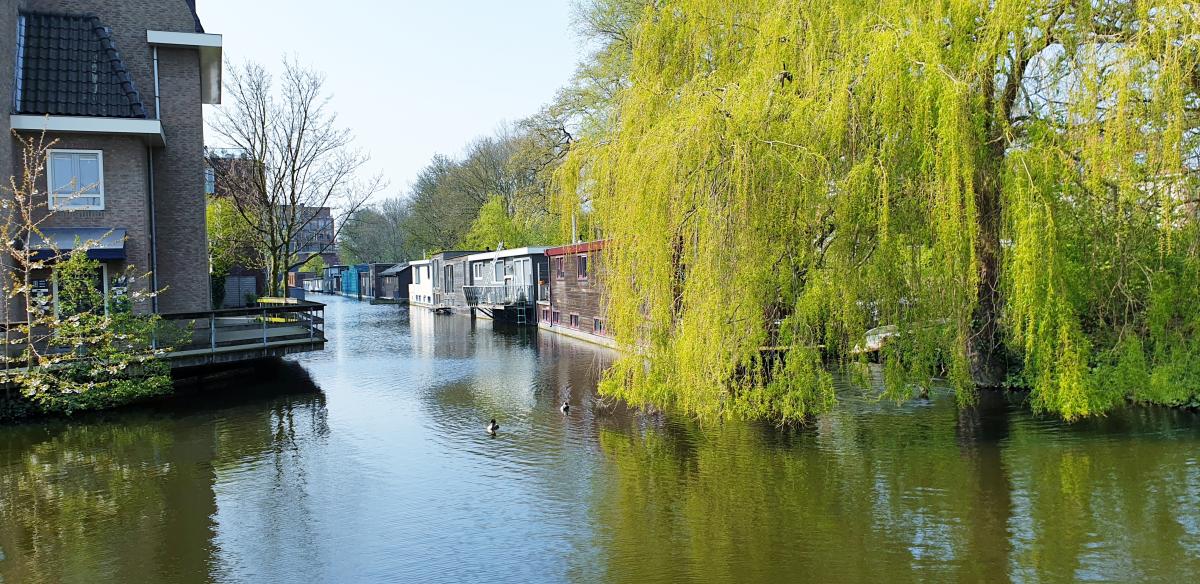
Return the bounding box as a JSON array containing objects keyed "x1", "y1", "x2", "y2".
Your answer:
[{"x1": 559, "y1": 0, "x2": 1200, "y2": 421}]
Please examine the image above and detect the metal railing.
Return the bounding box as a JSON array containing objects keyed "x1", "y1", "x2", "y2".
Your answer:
[
  {"x1": 155, "y1": 301, "x2": 326, "y2": 355},
  {"x1": 463, "y1": 285, "x2": 535, "y2": 307},
  {"x1": 1, "y1": 302, "x2": 326, "y2": 370}
]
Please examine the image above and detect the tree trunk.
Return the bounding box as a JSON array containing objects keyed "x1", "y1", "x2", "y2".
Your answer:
[{"x1": 970, "y1": 147, "x2": 1008, "y2": 388}]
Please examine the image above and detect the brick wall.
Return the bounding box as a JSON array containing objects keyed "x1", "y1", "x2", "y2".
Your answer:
[
  {"x1": 34, "y1": 135, "x2": 155, "y2": 311},
  {"x1": 16, "y1": 0, "x2": 212, "y2": 312},
  {"x1": 152, "y1": 45, "x2": 210, "y2": 312}
]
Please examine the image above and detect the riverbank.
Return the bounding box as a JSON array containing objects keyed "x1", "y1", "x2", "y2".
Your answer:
[{"x1": 0, "y1": 357, "x2": 316, "y2": 422}]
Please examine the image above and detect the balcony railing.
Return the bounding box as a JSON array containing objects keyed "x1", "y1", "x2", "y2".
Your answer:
[
  {"x1": 463, "y1": 285, "x2": 535, "y2": 307},
  {"x1": 1, "y1": 302, "x2": 326, "y2": 370}
]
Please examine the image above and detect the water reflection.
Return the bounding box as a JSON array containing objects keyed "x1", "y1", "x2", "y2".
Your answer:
[
  {"x1": 1, "y1": 297, "x2": 1198, "y2": 583},
  {"x1": 0, "y1": 363, "x2": 325, "y2": 584}
]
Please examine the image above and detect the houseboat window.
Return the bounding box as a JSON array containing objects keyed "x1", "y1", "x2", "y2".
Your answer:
[
  {"x1": 473, "y1": 262, "x2": 483, "y2": 281},
  {"x1": 494, "y1": 261, "x2": 504, "y2": 281},
  {"x1": 570, "y1": 314, "x2": 579, "y2": 328},
  {"x1": 414, "y1": 268, "x2": 421, "y2": 284},
  {"x1": 593, "y1": 318, "x2": 604, "y2": 334},
  {"x1": 444, "y1": 265, "x2": 454, "y2": 291},
  {"x1": 554, "y1": 257, "x2": 565, "y2": 279},
  {"x1": 48, "y1": 149, "x2": 104, "y2": 210},
  {"x1": 504, "y1": 260, "x2": 514, "y2": 277},
  {"x1": 577, "y1": 254, "x2": 589, "y2": 280}
]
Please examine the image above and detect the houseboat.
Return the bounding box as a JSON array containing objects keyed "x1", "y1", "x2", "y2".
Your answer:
[
  {"x1": 538, "y1": 241, "x2": 615, "y2": 347},
  {"x1": 428, "y1": 251, "x2": 483, "y2": 313},
  {"x1": 356, "y1": 262, "x2": 397, "y2": 301},
  {"x1": 408, "y1": 259, "x2": 434, "y2": 307},
  {"x1": 462, "y1": 247, "x2": 550, "y2": 324},
  {"x1": 321, "y1": 265, "x2": 348, "y2": 294},
  {"x1": 377, "y1": 263, "x2": 411, "y2": 304},
  {"x1": 340, "y1": 263, "x2": 370, "y2": 298}
]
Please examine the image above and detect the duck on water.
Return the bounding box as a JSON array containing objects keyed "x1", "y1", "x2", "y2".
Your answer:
[{"x1": 487, "y1": 419, "x2": 500, "y2": 435}]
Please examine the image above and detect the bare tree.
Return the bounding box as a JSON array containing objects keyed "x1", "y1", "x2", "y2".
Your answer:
[{"x1": 208, "y1": 59, "x2": 383, "y2": 296}]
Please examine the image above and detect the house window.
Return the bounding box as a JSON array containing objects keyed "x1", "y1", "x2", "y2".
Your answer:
[
  {"x1": 577, "y1": 254, "x2": 589, "y2": 280},
  {"x1": 504, "y1": 260, "x2": 514, "y2": 277},
  {"x1": 570, "y1": 314, "x2": 579, "y2": 328},
  {"x1": 52, "y1": 263, "x2": 110, "y2": 317},
  {"x1": 594, "y1": 318, "x2": 604, "y2": 335},
  {"x1": 552, "y1": 310, "x2": 560, "y2": 324},
  {"x1": 541, "y1": 308, "x2": 549, "y2": 322},
  {"x1": 554, "y1": 257, "x2": 565, "y2": 279},
  {"x1": 204, "y1": 167, "x2": 215, "y2": 195},
  {"x1": 48, "y1": 150, "x2": 104, "y2": 210},
  {"x1": 414, "y1": 268, "x2": 421, "y2": 284}
]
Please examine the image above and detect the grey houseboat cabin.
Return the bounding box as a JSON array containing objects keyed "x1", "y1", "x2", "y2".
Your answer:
[
  {"x1": 377, "y1": 263, "x2": 411, "y2": 304},
  {"x1": 538, "y1": 240, "x2": 614, "y2": 347},
  {"x1": 462, "y1": 247, "x2": 550, "y2": 323}
]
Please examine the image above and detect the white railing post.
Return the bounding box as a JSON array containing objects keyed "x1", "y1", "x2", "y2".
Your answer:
[
  {"x1": 210, "y1": 316, "x2": 216, "y2": 352},
  {"x1": 261, "y1": 308, "x2": 268, "y2": 346}
]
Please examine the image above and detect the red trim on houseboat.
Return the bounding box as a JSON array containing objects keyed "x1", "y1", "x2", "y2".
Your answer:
[{"x1": 545, "y1": 240, "x2": 607, "y2": 256}]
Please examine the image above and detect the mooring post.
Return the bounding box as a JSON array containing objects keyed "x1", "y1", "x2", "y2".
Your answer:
[
  {"x1": 210, "y1": 316, "x2": 216, "y2": 351},
  {"x1": 262, "y1": 308, "x2": 268, "y2": 346}
]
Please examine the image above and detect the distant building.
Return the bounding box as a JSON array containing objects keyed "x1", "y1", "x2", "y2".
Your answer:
[
  {"x1": 290, "y1": 206, "x2": 339, "y2": 267},
  {"x1": 539, "y1": 241, "x2": 614, "y2": 347},
  {"x1": 206, "y1": 150, "x2": 341, "y2": 268},
  {"x1": 1, "y1": 1, "x2": 221, "y2": 314}
]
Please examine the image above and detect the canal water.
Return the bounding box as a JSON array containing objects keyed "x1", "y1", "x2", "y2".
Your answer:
[{"x1": 2, "y1": 296, "x2": 1199, "y2": 583}]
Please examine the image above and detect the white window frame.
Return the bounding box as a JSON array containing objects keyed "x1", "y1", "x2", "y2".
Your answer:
[{"x1": 47, "y1": 149, "x2": 105, "y2": 210}]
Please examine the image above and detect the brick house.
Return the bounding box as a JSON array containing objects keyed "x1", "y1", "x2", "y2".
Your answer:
[
  {"x1": 538, "y1": 240, "x2": 615, "y2": 347},
  {"x1": 1, "y1": 0, "x2": 220, "y2": 315}
]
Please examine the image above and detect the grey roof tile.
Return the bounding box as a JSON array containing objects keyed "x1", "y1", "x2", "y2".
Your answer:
[{"x1": 14, "y1": 12, "x2": 148, "y2": 119}]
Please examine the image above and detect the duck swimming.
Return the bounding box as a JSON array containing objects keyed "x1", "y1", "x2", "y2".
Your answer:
[
  {"x1": 560, "y1": 401, "x2": 570, "y2": 414},
  {"x1": 487, "y1": 419, "x2": 499, "y2": 435}
]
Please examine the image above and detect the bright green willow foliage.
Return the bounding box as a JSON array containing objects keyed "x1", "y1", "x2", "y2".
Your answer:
[{"x1": 561, "y1": 0, "x2": 1200, "y2": 421}]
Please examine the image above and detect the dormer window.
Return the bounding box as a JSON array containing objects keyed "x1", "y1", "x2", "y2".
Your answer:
[{"x1": 48, "y1": 150, "x2": 104, "y2": 210}]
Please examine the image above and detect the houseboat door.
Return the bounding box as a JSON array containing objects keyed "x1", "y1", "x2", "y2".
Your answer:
[{"x1": 513, "y1": 258, "x2": 531, "y2": 285}]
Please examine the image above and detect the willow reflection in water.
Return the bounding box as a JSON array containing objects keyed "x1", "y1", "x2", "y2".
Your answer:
[
  {"x1": 0, "y1": 296, "x2": 1197, "y2": 583},
  {"x1": 590, "y1": 392, "x2": 1200, "y2": 583}
]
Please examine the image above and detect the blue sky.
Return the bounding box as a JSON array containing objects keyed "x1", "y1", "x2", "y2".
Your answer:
[{"x1": 199, "y1": 0, "x2": 583, "y2": 201}]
